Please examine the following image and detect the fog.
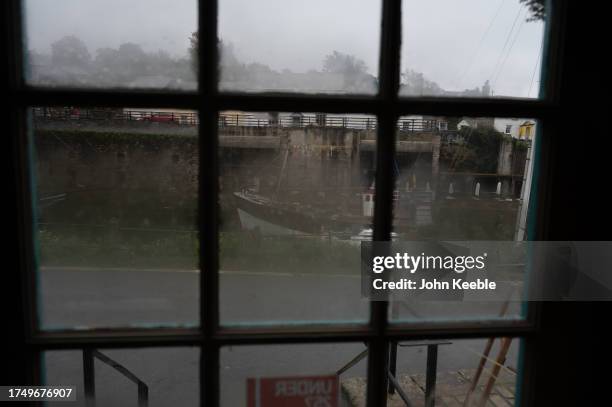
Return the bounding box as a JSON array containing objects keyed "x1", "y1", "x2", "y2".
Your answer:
[{"x1": 24, "y1": 0, "x2": 544, "y2": 96}]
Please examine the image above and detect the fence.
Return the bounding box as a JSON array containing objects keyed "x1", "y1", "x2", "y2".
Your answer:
[{"x1": 32, "y1": 107, "x2": 446, "y2": 133}]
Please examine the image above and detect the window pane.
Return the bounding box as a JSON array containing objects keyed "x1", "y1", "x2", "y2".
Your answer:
[
  {"x1": 401, "y1": 0, "x2": 545, "y2": 98},
  {"x1": 218, "y1": 0, "x2": 380, "y2": 94},
  {"x1": 32, "y1": 107, "x2": 199, "y2": 329},
  {"x1": 389, "y1": 116, "x2": 536, "y2": 322},
  {"x1": 218, "y1": 112, "x2": 376, "y2": 325},
  {"x1": 23, "y1": 0, "x2": 197, "y2": 90},
  {"x1": 43, "y1": 348, "x2": 199, "y2": 406},
  {"x1": 221, "y1": 343, "x2": 367, "y2": 406},
  {"x1": 343, "y1": 338, "x2": 521, "y2": 406}
]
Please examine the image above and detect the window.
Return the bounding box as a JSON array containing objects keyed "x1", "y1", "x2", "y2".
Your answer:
[
  {"x1": 7, "y1": 0, "x2": 566, "y2": 406},
  {"x1": 401, "y1": 0, "x2": 545, "y2": 98},
  {"x1": 218, "y1": 0, "x2": 381, "y2": 94},
  {"x1": 22, "y1": 0, "x2": 198, "y2": 90},
  {"x1": 505, "y1": 124, "x2": 513, "y2": 134}
]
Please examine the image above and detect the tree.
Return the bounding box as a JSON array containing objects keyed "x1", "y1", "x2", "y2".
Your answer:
[
  {"x1": 51, "y1": 35, "x2": 91, "y2": 68},
  {"x1": 441, "y1": 126, "x2": 504, "y2": 173},
  {"x1": 189, "y1": 32, "x2": 241, "y2": 75},
  {"x1": 116, "y1": 42, "x2": 149, "y2": 75},
  {"x1": 400, "y1": 69, "x2": 443, "y2": 96},
  {"x1": 94, "y1": 47, "x2": 120, "y2": 72},
  {"x1": 189, "y1": 32, "x2": 199, "y2": 75},
  {"x1": 322, "y1": 51, "x2": 367, "y2": 76},
  {"x1": 322, "y1": 51, "x2": 369, "y2": 90},
  {"x1": 94, "y1": 43, "x2": 154, "y2": 82},
  {"x1": 117, "y1": 43, "x2": 147, "y2": 60},
  {"x1": 520, "y1": 0, "x2": 545, "y2": 21}
]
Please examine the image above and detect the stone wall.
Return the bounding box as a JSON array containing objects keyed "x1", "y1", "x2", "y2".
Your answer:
[{"x1": 33, "y1": 122, "x2": 442, "y2": 229}]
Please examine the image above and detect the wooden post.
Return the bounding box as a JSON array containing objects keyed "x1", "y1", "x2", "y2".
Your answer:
[{"x1": 477, "y1": 337, "x2": 513, "y2": 407}]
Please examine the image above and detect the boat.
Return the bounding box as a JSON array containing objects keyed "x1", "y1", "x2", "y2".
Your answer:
[
  {"x1": 232, "y1": 186, "x2": 433, "y2": 236},
  {"x1": 231, "y1": 138, "x2": 433, "y2": 236}
]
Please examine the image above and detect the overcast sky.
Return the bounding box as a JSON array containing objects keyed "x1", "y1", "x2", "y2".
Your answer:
[{"x1": 24, "y1": 0, "x2": 544, "y2": 97}]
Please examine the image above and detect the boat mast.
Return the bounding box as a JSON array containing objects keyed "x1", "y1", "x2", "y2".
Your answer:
[{"x1": 275, "y1": 148, "x2": 290, "y2": 198}]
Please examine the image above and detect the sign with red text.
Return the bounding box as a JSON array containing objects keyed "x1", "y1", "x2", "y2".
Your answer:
[{"x1": 247, "y1": 375, "x2": 339, "y2": 407}]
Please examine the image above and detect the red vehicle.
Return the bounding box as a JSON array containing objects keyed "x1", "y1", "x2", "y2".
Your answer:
[{"x1": 144, "y1": 112, "x2": 179, "y2": 124}]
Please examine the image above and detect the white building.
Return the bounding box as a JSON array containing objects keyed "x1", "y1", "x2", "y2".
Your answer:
[{"x1": 457, "y1": 118, "x2": 537, "y2": 140}]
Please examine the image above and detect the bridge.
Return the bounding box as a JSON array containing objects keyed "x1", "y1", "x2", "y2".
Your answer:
[
  {"x1": 32, "y1": 107, "x2": 444, "y2": 133},
  {"x1": 32, "y1": 108, "x2": 443, "y2": 157}
]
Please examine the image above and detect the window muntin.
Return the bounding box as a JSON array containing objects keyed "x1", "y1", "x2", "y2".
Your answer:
[
  {"x1": 10, "y1": 0, "x2": 561, "y2": 406},
  {"x1": 389, "y1": 115, "x2": 536, "y2": 323},
  {"x1": 383, "y1": 338, "x2": 521, "y2": 406},
  {"x1": 43, "y1": 348, "x2": 200, "y2": 406},
  {"x1": 221, "y1": 343, "x2": 368, "y2": 406}
]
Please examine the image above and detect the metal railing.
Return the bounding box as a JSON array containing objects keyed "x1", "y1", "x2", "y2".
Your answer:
[
  {"x1": 83, "y1": 349, "x2": 148, "y2": 407},
  {"x1": 32, "y1": 107, "x2": 445, "y2": 133}
]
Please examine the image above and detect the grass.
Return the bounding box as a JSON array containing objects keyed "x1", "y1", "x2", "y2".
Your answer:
[
  {"x1": 38, "y1": 228, "x2": 362, "y2": 275},
  {"x1": 220, "y1": 232, "x2": 361, "y2": 274},
  {"x1": 38, "y1": 228, "x2": 199, "y2": 269}
]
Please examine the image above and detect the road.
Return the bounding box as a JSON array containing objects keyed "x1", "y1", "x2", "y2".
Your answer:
[{"x1": 41, "y1": 268, "x2": 520, "y2": 406}]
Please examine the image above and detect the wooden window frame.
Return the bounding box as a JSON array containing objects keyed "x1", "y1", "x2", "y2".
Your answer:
[{"x1": 3, "y1": 0, "x2": 568, "y2": 405}]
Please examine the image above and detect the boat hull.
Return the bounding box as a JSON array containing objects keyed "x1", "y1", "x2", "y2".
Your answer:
[{"x1": 232, "y1": 191, "x2": 369, "y2": 235}]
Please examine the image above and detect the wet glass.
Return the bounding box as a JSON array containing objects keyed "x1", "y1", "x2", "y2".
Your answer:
[
  {"x1": 32, "y1": 107, "x2": 199, "y2": 329},
  {"x1": 221, "y1": 343, "x2": 367, "y2": 406},
  {"x1": 401, "y1": 0, "x2": 545, "y2": 98},
  {"x1": 23, "y1": 0, "x2": 198, "y2": 90},
  {"x1": 43, "y1": 348, "x2": 199, "y2": 407},
  {"x1": 390, "y1": 116, "x2": 536, "y2": 323},
  {"x1": 343, "y1": 338, "x2": 521, "y2": 406},
  {"x1": 218, "y1": 0, "x2": 381, "y2": 94},
  {"x1": 218, "y1": 112, "x2": 377, "y2": 326}
]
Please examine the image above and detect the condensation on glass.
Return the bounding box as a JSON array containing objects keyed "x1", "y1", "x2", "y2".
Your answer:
[
  {"x1": 218, "y1": 111, "x2": 377, "y2": 325},
  {"x1": 221, "y1": 343, "x2": 367, "y2": 406},
  {"x1": 390, "y1": 115, "x2": 536, "y2": 323},
  {"x1": 220, "y1": 339, "x2": 520, "y2": 406},
  {"x1": 378, "y1": 338, "x2": 521, "y2": 406},
  {"x1": 401, "y1": 0, "x2": 546, "y2": 98},
  {"x1": 23, "y1": 0, "x2": 198, "y2": 90},
  {"x1": 32, "y1": 106, "x2": 199, "y2": 329},
  {"x1": 218, "y1": 0, "x2": 381, "y2": 94},
  {"x1": 43, "y1": 348, "x2": 199, "y2": 407}
]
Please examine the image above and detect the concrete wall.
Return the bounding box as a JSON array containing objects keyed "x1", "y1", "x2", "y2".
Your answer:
[{"x1": 497, "y1": 138, "x2": 514, "y2": 176}]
